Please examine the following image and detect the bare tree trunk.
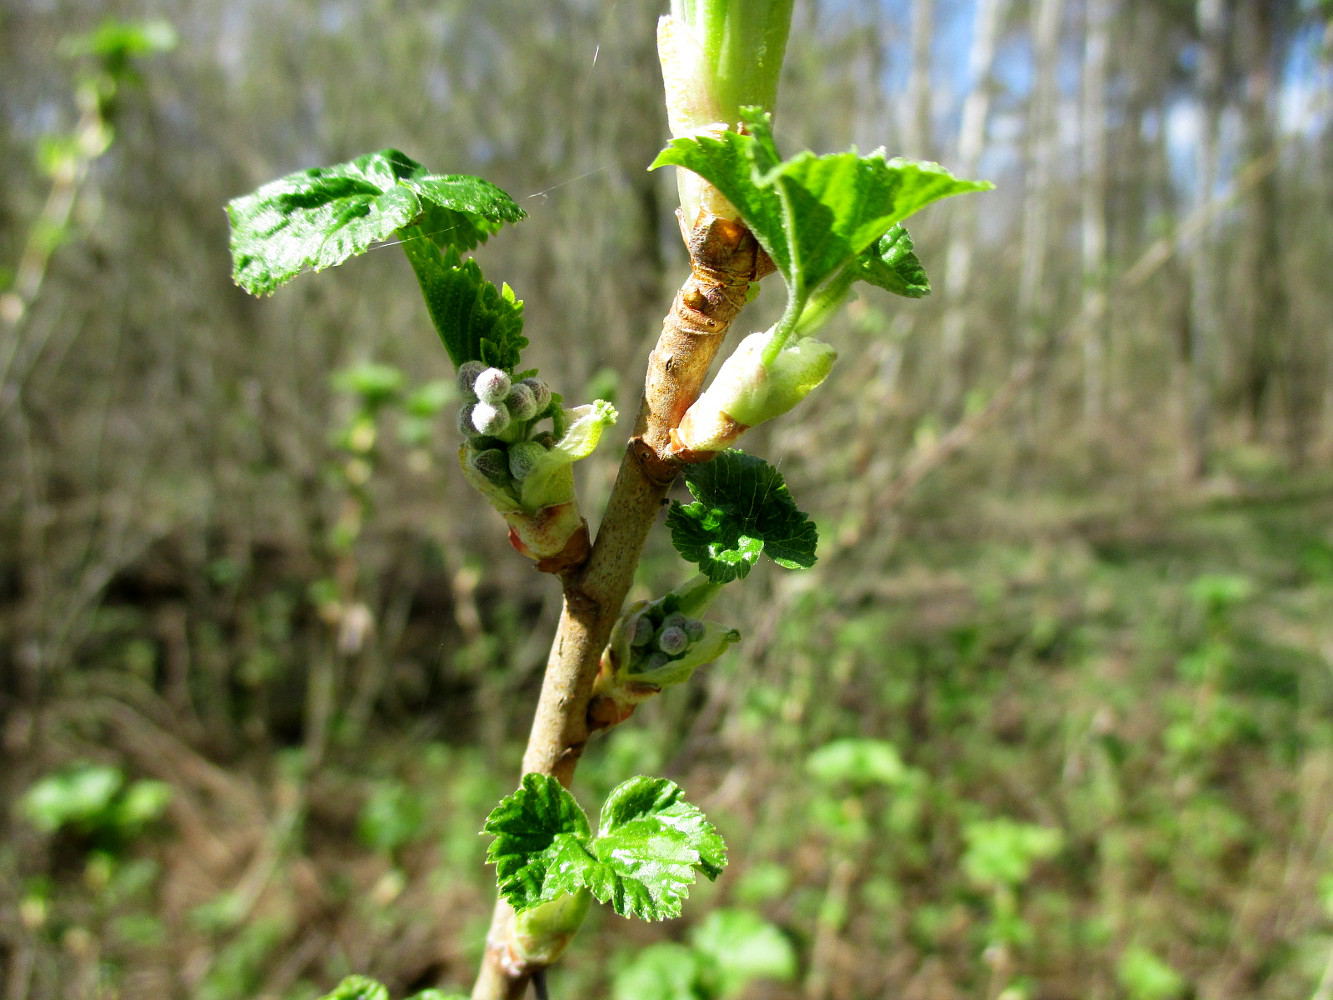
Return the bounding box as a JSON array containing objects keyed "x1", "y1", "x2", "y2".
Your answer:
[
  {"x1": 1184, "y1": 0, "x2": 1225, "y2": 479},
  {"x1": 1079, "y1": 0, "x2": 1111, "y2": 433},
  {"x1": 906, "y1": 0, "x2": 934, "y2": 156},
  {"x1": 938, "y1": 0, "x2": 1008, "y2": 409},
  {"x1": 1016, "y1": 0, "x2": 1063, "y2": 330},
  {"x1": 1015, "y1": 0, "x2": 1065, "y2": 446},
  {"x1": 1236, "y1": 0, "x2": 1300, "y2": 462}
]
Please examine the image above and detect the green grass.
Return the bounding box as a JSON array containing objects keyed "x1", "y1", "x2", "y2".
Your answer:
[{"x1": 7, "y1": 470, "x2": 1333, "y2": 999}]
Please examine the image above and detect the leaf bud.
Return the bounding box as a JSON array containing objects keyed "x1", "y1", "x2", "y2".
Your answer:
[
  {"x1": 674, "y1": 330, "x2": 836, "y2": 453},
  {"x1": 473, "y1": 367, "x2": 512, "y2": 404},
  {"x1": 505, "y1": 382, "x2": 540, "y2": 421},
  {"x1": 469, "y1": 448, "x2": 510, "y2": 485},
  {"x1": 457, "y1": 360, "x2": 487, "y2": 396},
  {"x1": 507, "y1": 440, "x2": 547, "y2": 480},
  {"x1": 657, "y1": 625, "x2": 689, "y2": 656},
  {"x1": 630, "y1": 615, "x2": 655, "y2": 648},
  {"x1": 471, "y1": 400, "x2": 511, "y2": 435},
  {"x1": 519, "y1": 377, "x2": 552, "y2": 412}
]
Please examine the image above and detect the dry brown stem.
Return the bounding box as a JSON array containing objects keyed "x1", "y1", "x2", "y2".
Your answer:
[{"x1": 470, "y1": 215, "x2": 767, "y2": 999}]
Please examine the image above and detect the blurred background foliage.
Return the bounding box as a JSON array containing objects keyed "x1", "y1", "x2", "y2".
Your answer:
[{"x1": 2, "y1": 0, "x2": 1332, "y2": 998}]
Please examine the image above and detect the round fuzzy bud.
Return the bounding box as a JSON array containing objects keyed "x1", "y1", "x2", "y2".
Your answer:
[
  {"x1": 682, "y1": 618, "x2": 706, "y2": 643},
  {"x1": 457, "y1": 361, "x2": 486, "y2": 396},
  {"x1": 657, "y1": 625, "x2": 689, "y2": 656},
  {"x1": 642, "y1": 650, "x2": 672, "y2": 672},
  {"x1": 629, "y1": 616, "x2": 655, "y2": 648},
  {"x1": 470, "y1": 401, "x2": 511, "y2": 435},
  {"x1": 505, "y1": 383, "x2": 540, "y2": 422},
  {"x1": 660, "y1": 612, "x2": 689, "y2": 632},
  {"x1": 473, "y1": 367, "x2": 512, "y2": 404},
  {"x1": 519, "y1": 377, "x2": 552, "y2": 412},
  {"x1": 470, "y1": 448, "x2": 510, "y2": 485},
  {"x1": 456, "y1": 403, "x2": 477, "y2": 438},
  {"x1": 507, "y1": 441, "x2": 547, "y2": 480}
]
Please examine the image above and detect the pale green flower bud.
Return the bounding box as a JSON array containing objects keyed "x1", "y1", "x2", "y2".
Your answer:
[
  {"x1": 471, "y1": 400, "x2": 511, "y2": 435},
  {"x1": 630, "y1": 615, "x2": 655, "y2": 647},
  {"x1": 519, "y1": 377, "x2": 552, "y2": 412},
  {"x1": 507, "y1": 440, "x2": 547, "y2": 480},
  {"x1": 657, "y1": 625, "x2": 689, "y2": 656},
  {"x1": 473, "y1": 367, "x2": 511, "y2": 404},
  {"x1": 505, "y1": 382, "x2": 540, "y2": 422},
  {"x1": 469, "y1": 448, "x2": 509, "y2": 485},
  {"x1": 683, "y1": 618, "x2": 706, "y2": 643},
  {"x1": 457, "y1": 360, "x2": 486, "y2": 396}
]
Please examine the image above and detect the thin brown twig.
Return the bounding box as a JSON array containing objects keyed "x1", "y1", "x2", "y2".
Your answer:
[{"x1": 470, "y1": 215, "x2": 768, "y2": 1000}]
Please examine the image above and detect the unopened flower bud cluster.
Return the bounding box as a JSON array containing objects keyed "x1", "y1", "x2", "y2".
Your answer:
[
  {"x1": 456, "y1": 361, "x2": 554, "y2": 487},
  {"x1": 628, "y1": 607, "x2": 708, "y2": 673}
]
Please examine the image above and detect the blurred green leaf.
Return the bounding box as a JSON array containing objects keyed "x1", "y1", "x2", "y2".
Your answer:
[
  {"x1": 1186, "y1": 573, "x2": 1254, "y2": 616},
  {"x1": 332, "y1": 363, "x2": 406, "y2": 408},
  {"x1": 1117, "y1": 946, "x2": 1187, "y2": 1000},
  {"x1": 358, "y1": 781, "x2": 426, "y2": 855},
  {"x1": 690, "y1": 908, "x2": 798, "y2": 996},
  {"x1": 962, "y1": 818, "x2": 1063, "y2": 889},
  {"x1": 317, "y1": 975, "x2": 389, "y2": 1000},
  {"x1": 806, "y1": 738, "x2": 909, "y2": 787},
  {"x1": 61, "y1": 19, "x2": 178, "y2": 61},
  {"x1": 613, "y1": 941, "x2": 706, "y2": 1000},
  {"x1": 112, "y1": 779, "x2": 172, "y2": 831},
  {"x1": 20, "y1": 763, "x2": 124, "y2": 833},
  {"x1": 404, "y1": 379, "x2": 456, "y2": 418}
]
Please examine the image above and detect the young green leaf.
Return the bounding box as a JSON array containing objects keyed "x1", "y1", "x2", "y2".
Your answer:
[
  {"x1": 226, "y1": 148, "x2": 523, "y2": 296},
  {"x1": 598, "y1": 775, "x2": 727, "y2": 881},
  {"x1": 667, "y1": 450, "x2": 817, "y2": 583},
  {"x1": 400, "y1": 245, "x2": 527, "y2": 370},
  {"x1": 651, "y1": 109, "x2": 989, "y2": 351},
  {"x1": 517, "y1": 400, "x2": 618, "y2": 510},
  {"x1": 544, "y1": 776, "x2": 726, "y2": 921},
  {"x1": 482, "y1": 774, "x2": 591, "y2": 913},
  {"x1": 856, "y1": 224, "x2": 930, "y2": 299},
  {"x1": 483, "y1": 774, "x2": 726, "y2": 922}
]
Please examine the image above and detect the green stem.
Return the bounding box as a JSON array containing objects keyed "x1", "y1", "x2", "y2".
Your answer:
[{"x1": 681, "y1": 0, "x2": 794, "y2": 121}]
